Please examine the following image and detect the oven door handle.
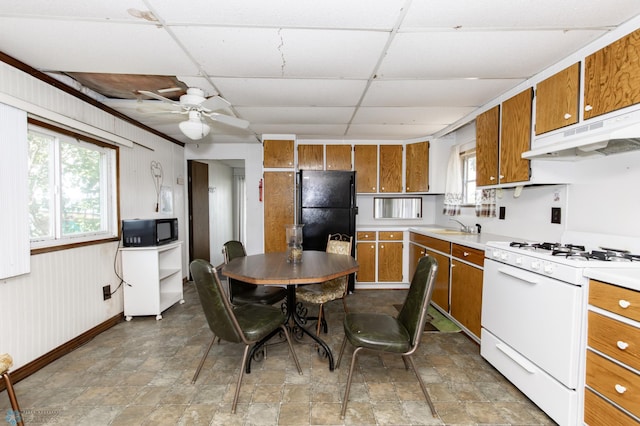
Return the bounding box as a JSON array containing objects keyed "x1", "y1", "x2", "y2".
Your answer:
[
  {"x1": 496, "y1": 343, "x2": 537, "y2": 374},
  {"x1": 497, "y1": 267, "x2": 539, "y2": 284}
]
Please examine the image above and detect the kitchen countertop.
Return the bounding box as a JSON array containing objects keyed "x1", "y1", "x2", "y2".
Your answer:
[
  {"x1": 408, "y1": 226, "x2": 515, "y2": 251},
  {"x1": 584, "y1": 268, "x2": 640, "y2": 292}
]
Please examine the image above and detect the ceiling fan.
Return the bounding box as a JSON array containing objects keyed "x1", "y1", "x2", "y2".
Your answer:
[{"x1": 137, "y1": 87, "x2": 249, "y2": 140}]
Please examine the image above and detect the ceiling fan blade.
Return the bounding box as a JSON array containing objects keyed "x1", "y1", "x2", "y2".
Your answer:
[
  {"x1": 206, "y1": 112, "x2": 250, "y2": 129},
  {"x1": 200, "y1": 95, "x2": 231, "y2": 111},
  {"x1": 138, "y1": 90, "x2": 180, "y2": 105}
]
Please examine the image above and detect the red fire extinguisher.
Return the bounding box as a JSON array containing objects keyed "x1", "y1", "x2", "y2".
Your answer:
[{"x1": 259, "y1": 178, "x2": 263, "y2": 202}]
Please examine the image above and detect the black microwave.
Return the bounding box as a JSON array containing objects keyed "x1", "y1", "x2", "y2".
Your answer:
[{"x1": 122, "y1": 218, "x2": 179, "y2": 247}]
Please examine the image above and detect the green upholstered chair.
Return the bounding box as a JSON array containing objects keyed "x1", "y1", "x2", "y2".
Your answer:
[
  {"x1": 189, "y1": 259, "x2": 302, "y2": 413},
  {"x1": 222, "y1": 240, "x2": 287, "y2": 305},
  {"x1": 295, "y1": 233, "x2": 353, "y2": 336},
  {"x1": 336, "y1": 255, "x2": 439, "y2": 419}
]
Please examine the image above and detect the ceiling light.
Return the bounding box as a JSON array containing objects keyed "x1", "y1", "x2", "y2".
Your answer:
[{"x1": 179, "y1": 111, "x2": 210, "y2": 140}]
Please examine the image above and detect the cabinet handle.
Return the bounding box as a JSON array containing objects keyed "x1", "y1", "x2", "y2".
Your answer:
[
  {"x1": 370, "y1": 245, "x2": 374, "y2": 249},
  {"x1": 420, "y1": 251, "x2": 425, "y2": 255},
  {"x1": 563, "y1": 113, "x2": 572, "y2": 119},
  {"x1": 490, "y1": 176, "x2": 496, "y2": 181},
  {"x1": 390, "y1": 234, "x2": 394, "y2": 238},
  {"x1": 585, "y1": 105, "x2": 593, "y2": 111},
  {"x1": 617, "y1": 341, "x2": 629, "y2": 350},
  {"x1": 615, "y1": 384, "x2": 627, "y2": 394},
  {"x1": 380, "y1": 244, "x2": 385, "y2": 248},
  {"x1": 372, "y1": 187, "x2": 376, "y2": 191},
  {"x1": 499, "y1": 175, "x2": 504, "y2": 179},
  {"x1": 463, "y1": 251, "x2": 469, "y2": 257},
  {"x1": 619, "y1": 299, "x2": 631, "y2": 309}
]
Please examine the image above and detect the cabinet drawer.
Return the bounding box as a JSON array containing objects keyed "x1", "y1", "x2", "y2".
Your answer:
[
  {"x1": 357, "y1": 231, "x2": 376, "y2": 241},
  {"x1": 586, "y1": 351, "x2": 640, "y2": 417},
  {"x1": 588, "y1": 311, "x2": 640, "y2": 371},
  {"x1": 409, "y1": 233, "x2": 450, "y2": 254},
  {"x1": 584, "y1": 388, "x2": 637, "y2": 426},
  {"x1": 590, "y1": 280, "x2": 640, "y2": 322},
  {"x1": 379, "y1": 231, "x2": 403, "y2": 241},
  {"x1": 452, "y1": 244, "x2": 484, "y2": 267}
]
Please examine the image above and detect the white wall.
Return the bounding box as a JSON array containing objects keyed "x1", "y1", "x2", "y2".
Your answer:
[{"x1": 0, "y1": 60, "x2": 185, "y2": 370}]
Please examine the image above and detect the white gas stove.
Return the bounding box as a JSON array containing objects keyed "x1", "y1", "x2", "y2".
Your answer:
[{"x1": 481, "y1": 231, "x2": 640, "y2": 426}]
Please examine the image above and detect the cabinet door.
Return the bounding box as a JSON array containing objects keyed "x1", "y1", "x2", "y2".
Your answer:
[
  {"x1": 378, "y1": 241, "x2": 403, "y2": 282},
  {"x1": 425, "y1": 249, "x2": 450, "y2": 312},
  {"x1": 405, "y1": 141, "x2": 429, "y2": 193},
  {"x1": 450, "y1": 259, "x2": 483, "y2": 338},
  {"x1": 356, "y1": 242, "x2": 376, "y2": 282},
  {"x1": 409, "y1": 244, "x2": 449, "y2": 311},
  {"x1": 326, "y1": 145, "x2": 352, "y2": 170},
  {"x1": 500, "y1": 88, "x2": 532, "y2": 184},
  {"x1": 354, "y1": 145, "x2": 377, "y2": 193},
  {"x1": 263, "y1": 172, "x2": 294, "y2": 253},
  {"x1": 584, "y1": 29, "x2": 640, "y2": 119},
  {"x1": 476, "y1": 105, "x2": 500, "y2": 186},
  {"x1": 263, "y1": 139, "x2": 294, "y2": 168},
  {"x1": 535, "y1": 63, "x2": 580, "y2": 135},
  {"x1": 297, "y1": 144, "x2": 323, "y2": 170},
  {"x1": 380, "y1": 145, "x2": 403, "y2": 193}
]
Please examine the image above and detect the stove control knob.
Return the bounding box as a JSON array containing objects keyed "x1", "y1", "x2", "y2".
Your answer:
[
  {"x1": 543, "y1": 264, "x2": 554, "y2": 274},
  {"x1": 500, "y1": 252, "x2": 509, "y2": 261},
  {"x1": 531, "y1": 261, "x2": 540, "y2": 270},
  {"x1": 515, "y1": 256, "x2": 523, "y2": 265},
  {"x1": 493, "y1": 250, "x2": 501, "y2": 258}
]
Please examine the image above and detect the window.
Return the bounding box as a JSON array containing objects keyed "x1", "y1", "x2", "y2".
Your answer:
[
  {"x1": 28, "y1": 122, "x2": 118, "y2": 249},
  {"x1": 461, "y1": 150, "x2": 476, "y2": 205}
]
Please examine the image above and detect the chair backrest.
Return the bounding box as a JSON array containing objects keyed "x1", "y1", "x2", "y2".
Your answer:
[
  {"x1": 223, "y1": 240, "x2": 247, "y2": 263},
  {"x1": 397, "y1": 255, "x2": 438, "y2": 348},
  {"x1": 326, "y1": 234, "x2": 353, "y2": 255},
  {"x1": 190, "y1": 259, "x2": 245, "y2": 343}
]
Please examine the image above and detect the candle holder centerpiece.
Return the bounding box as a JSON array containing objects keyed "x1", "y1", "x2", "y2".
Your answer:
[{"x1": 286, "y1": 224, "x2": 304, "y2": 263}]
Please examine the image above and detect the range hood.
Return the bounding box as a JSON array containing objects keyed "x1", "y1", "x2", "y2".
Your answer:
[{"x1": 522, "y1": 108, "x2": 640, "y2": 160}]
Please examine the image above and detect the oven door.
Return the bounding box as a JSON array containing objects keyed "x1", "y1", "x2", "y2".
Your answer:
[{"x1": 481, "y1": 259, "x2": 584, "y2": 389}]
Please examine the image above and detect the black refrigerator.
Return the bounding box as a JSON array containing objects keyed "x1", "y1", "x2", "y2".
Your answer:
[{"x1": 298, "y1": 170, "x2": 358, "y2": 291}]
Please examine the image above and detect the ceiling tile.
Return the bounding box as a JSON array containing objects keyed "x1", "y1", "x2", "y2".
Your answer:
[
  {"x1": 362, "y1": 79, "x2": 522, "y2": 107},
  {"x1": 252, "y1": 124, "x2": 348, "y2": 137},
  {"x1": 172, "y1": 27, "x2": 388, "y2": 78},
  {"x1": 352, "y1": 107, "x2": 475, "y2": 125},
  {"x1": 150, "y1": 0, "x2": 405, "y2": 29},
  {"x1": 235, "y1": 107, "x2": 355, "y2": 124},
  {"x1": 0, "y1": 18, "x2": 198, "y2": 75},
  {"x1": 211, "y1": 78, "x2": 367, "y2": 106},
  {"x1": 379, "y1": 30, "x2": 607, "y2": 79},
  {"x1": 402, "y1": 0, "x2": 640, "y2": 29},
  {"x1": 0, "y1": 0, "x2": 149, "y2": 21},
  {"x1": 346, "y1": 124, "x2": 442, "y2": 138}
]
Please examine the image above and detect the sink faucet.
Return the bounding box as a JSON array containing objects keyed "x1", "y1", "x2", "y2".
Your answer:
[{"x1": 449, "y1": 218, "x2": 473, "y2": 233}]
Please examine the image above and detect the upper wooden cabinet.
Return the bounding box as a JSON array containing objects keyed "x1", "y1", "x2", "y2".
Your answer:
[
  {"x1": 354, "y1": 145, "x2": 377, "y2": 193},
  {"x1": 500, "y1": 88, "x2": 532, "y2": 184},
  {"x1": 535, "y1": 63, "x2": 580, "y2": 135},
  {"x1": 379, "y1": 145, "x2": 403, "y2": 193},
  {"x1": 263, "y1": 139, "x2": 294, "y2": 168},
  {"x1": 584, "y1": 29, "x2": 640, "y2": 120},
  {"x1": 263, "y1": 171, "x2": 294, "y2": 253},
  {"x1": 326, "y1": 145, "x2": 352, "y2": 170},
  {"x1": 297, "y1": 144, "x2": 323, "y2": 170},
  {"x1": 476, "y1": 105, "x2": 500, "y2": 186},
  {"x1": 405, "y1": 141, "x2": 429, "y2": 193}
]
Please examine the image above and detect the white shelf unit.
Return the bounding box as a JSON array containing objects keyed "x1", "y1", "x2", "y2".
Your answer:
[{"x1": 120, "y1": 241, "x2": 184, "y2": 320}]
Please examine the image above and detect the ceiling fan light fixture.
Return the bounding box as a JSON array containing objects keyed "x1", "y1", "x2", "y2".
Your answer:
[{"x1": 179, "y1": 111, "x2": 211, "y2": 140}]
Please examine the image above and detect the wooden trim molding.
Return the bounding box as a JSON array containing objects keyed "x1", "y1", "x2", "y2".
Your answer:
[
  {"x1": 0, "y1": 314, "x2": 123, "y2": 391},
  {"x1": 0, "y1": 50, "x2": 184, "y2": 147}
]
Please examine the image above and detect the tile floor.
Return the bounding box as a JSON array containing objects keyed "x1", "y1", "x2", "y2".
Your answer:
[{"x1": 1, "y1": 283, "x2": 555, "y2": 425}]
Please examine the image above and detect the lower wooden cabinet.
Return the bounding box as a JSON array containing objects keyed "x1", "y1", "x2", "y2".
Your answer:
[
  {"x1": 355, "y1": 230, "x2": 403, "y2": 284},
  {"x1": 378, "y1": 241, "x2": 403, "y2": 282},
  {"x1": 450, "y1": 259, "x2": 483, "y2": 338},
  {"x1": 355, "y1": 241, "x2": 376, "y2": 282},
  {"x1": 409, "y1": 242, "x2": 449, "y2": 311}
]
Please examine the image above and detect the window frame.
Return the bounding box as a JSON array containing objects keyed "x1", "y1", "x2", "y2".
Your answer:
[
  {"x1": 28, "y1": 118, "x2": 120, "y2": 254},
  {"x1": 460, "y1": 149, "x2": 476, "y2": 207}
]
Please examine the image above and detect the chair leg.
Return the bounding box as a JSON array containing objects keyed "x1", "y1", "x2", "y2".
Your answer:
[
  {"x1": 232, "y1": 344, "x2": 250, "y2": 413},
  {"x1": 405, "y1": 355, "x2": 437, "y2": 416},
  {"x1": 401, "y1": 355, "x2": 410, "y2": 370},
  {"x1": 340, "y1": 346, "x2": 362, "y2": 419},
  {"x1": 3, "y1": 372, "x2": 24, "y2": 426},
  {"x1": 280, "y1": 325, "x2": 303, "y2": 375},
  {"x1": 335, "y1": 336, "x2": 348, "y2": 369},
  {"x1": 192, "y1": 335, "x2": 217, "y2": 384}
]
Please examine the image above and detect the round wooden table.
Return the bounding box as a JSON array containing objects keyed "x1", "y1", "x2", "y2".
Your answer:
[{"x1": 222, "y1": 251, "x2": 359, "y2": 371}]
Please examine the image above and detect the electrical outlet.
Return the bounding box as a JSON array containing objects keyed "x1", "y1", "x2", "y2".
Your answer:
[
  {"x1": 551, "y1": 207, "x2": 561, "y2": 224},
  {"x1": 103, "y1": 285, "x2": 111, "y2": 300},
  {"x1": 499, "y1": 206, "x2": 506, "y2": 220}
]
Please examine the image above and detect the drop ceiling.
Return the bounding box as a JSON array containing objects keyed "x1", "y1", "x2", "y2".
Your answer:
[{"x1": 1, "y1": 0, "x2": 639, "y2": 144}]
